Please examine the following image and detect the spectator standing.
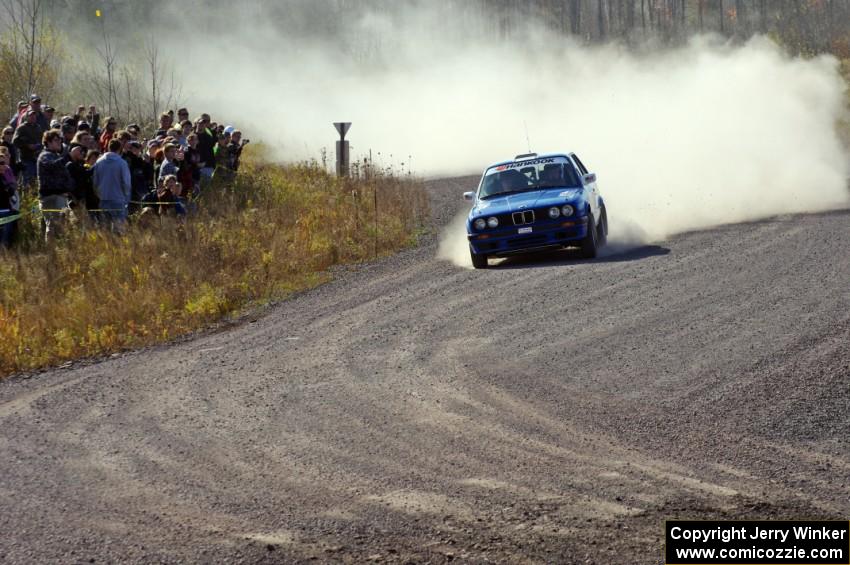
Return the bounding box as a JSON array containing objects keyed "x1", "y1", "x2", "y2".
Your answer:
[
  {"x1": 113, "y1": 130, "x2": 132, "y2": 154},
  {"x1": 60, "y1": 118, "x2": 76, "y2": 155},
  {"x1": 124, "y1": 140, "x2": 152, "y2": 212},
  {"x1": 1, "y1": 127, "x2": 21, "y2": 176},
  {"x1": 212, "y1": 132, "x2": 234, "y2": 182},
  {"x1": 195, "y1": 116, "x2": 215, "y2": 180},
  {"x1": 158, "y1": 143, "x2": 179, "y2": 185},
  {"x1": 0, "y1": 147, "x2": 19, "y2": 248},
  {"x1": 99, "y1": 117, "x2": 117, "y2": 152},
  {"x1": 85, "y1": 105, "x2": 100, "y2": 137},
  {"x1": 13, "y1": 110, "x2": 44, "y2": 185},
  {"x1": 215, "y1": 130, "x2": 230, "y2": 158},
  {"x1": 152, "y1": 147, "x2": 165, "y2": 182},
  {"x1": 180, "y1": 133, "x2": 201, "y2": 197},
  {"x1": 37, "y1": 129, "x2": 76, "y2": 241},
  {"x1": 28, "y1": 95, "x2": 49, "y2": 132},
  {"x1": 92, "y1": 138, "x2": 131, "y2": 233},
  {"x1": 66, "y1": 144, "x2": 98, "y2": 221},
  {"x1": 146, "y1": 139, "x2": 161, "y2": 162},
  {"x1": 154, "y1": 113, "x2": 171, "y2": 137},
  {"x1": 70, "y1": 131, "x2": 92, "y2": 149},
  {"x1": 126, "y1": 124, "x2": 141, "y2": 140},
  {"x1": 177, "y1": 120, "x2": 192, "y2": 148},
  {"x1": 77, "y1": 125, "x2": 98, "y2": 150},
  {"x1": 8, "y1": 101, "x2": 28, "y2": 129},
  {"x1": 42, "y1": 105, "x2": 56, "y2": 129},
  {"x1": 228, "y1": 130, "x2": 247, "y2": 172}
]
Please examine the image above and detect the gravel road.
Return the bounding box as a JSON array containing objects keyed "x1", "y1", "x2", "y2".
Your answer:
[{"x1": 1, "y1": 176, "x2": 849, "y2": 564}]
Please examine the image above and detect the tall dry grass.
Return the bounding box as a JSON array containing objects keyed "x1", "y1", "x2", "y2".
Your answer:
[{"x1": 0, "y1": 147, "x2": 428, "y2": 376}]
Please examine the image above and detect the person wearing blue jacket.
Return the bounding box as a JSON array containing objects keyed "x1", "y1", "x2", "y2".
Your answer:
[{"x1": 92, "y1": 137, "x2": 131, "y2": 233}]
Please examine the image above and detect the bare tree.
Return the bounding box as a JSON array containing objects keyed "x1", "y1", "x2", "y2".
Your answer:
[
  {"x1": 597, "y1": 0, "x2": 607, "y2": 40},
  {"x1": 143, "y1": 35, "x2": 161, "y2": 123},
  {"x1": 719, "y1": 0, "x2": 725, "y2": 33},
  {"x1": 570, "y1": 0, "x2": 581, "y2": 35},
  {"x1": 697, "y1": 0, "x2": 705, "y2": 32},
  {"x1": 142, "y1": 36, "x2": 180, "y2": 126},
  {"x1": 94, "y1": 11, "x2": 119, "y2": 118},
  {"x1": 121, "y1": 65, "x2": 140, "y2": 124},
  {"x1": 735, "y1": 0, "x2": 747, "y2": 36},
  {"x1": 0, "y1": 0, "x2": 58, "y2": 105}
]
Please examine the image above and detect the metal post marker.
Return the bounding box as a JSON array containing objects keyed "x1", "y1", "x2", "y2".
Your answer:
[{"x1": 334, "y1": 122, "x2": 352, "y2": 177}]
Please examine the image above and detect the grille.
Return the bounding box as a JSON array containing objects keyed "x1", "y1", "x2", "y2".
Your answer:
[{"x1": 512, "y1": 210, "x2": 535, "y2": 225}]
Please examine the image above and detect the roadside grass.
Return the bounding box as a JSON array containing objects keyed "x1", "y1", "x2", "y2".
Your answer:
[{"x1": 0, "y1": 147, "x2": 428, "y2": 376}]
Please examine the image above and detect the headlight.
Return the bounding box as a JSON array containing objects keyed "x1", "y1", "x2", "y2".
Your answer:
[
  {"x1": 474, "y1": 218, "x2": 486, "y2": 230},
  {"x1": 561, "y1": 205, "x2": 574, "y2": 217},
  {"x1": 548, "y1": 206, "x2": 561, "y2": 219},
  {"x1": 487, "y1": 217, "x2": 499, "y2": 228}
]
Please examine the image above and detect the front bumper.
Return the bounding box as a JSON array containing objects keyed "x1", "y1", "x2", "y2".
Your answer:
[{"x1": 467, "y1": 216, "x2": 589, "y2": 256}]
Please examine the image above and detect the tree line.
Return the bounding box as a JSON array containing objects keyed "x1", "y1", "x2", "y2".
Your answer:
[
  {"x1": 468, "y1": 0, "x2": 848, "y2": 53},
  {"x1": 0, "y1": 1, "x2": 846, "y2": 120}
]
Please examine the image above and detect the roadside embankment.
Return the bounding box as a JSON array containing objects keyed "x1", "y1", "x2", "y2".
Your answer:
[{"x1": 0, "y1": 148, "x2": 427, "y2": 376}]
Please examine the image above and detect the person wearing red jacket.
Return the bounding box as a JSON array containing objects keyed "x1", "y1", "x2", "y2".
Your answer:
[{"x1": 98, "y1": 116, "x2": 117, "y2": 152}]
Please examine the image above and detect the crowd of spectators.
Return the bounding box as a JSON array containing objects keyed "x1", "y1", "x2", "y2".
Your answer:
[{"x1": 0, "y1": 94, "x2": 249, "y2": 247}]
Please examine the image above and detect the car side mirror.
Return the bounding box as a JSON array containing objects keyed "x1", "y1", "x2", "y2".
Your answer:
[
  {"x1": 583, "y1": 173, "x2": 597, "y2": 184},
  {"x1": 463, "y1": 191, "x2": 475, "y2": 201}
]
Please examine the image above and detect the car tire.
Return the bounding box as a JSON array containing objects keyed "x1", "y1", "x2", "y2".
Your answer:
[
  {"x1": 579, "y1": 211, "x2": 598, "y2": 259},
  {"x1": 597, "y1": 205, "x2": 608, "y2": 247},
  {"x1": 470, "y1": 245, "x2": 489, "y2": 269}
]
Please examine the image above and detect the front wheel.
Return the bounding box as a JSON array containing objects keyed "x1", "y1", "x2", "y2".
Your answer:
[
  {"x1": 597, "y1": 205, "x2": 608, "y2": 247},
  {"x1": 470, "y1": 245, "x2": 489, "y2": 269},
  {"x1": 579, "y1": 212, "x2": 598, "y2": 259}
]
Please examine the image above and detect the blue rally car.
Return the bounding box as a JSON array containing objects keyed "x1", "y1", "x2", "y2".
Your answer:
[{"x1": 464, "y1": 152, "x2": 607, "y2": 269}]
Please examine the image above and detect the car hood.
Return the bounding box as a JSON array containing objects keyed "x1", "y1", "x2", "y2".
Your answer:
[{"x1": 472, "y1": 188, "x2": 584, "y2": 216}]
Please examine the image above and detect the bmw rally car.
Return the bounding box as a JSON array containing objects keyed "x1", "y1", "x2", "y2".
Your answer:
[{"x1": 464, "y1": 152, "x2": 607, "y2": 269}]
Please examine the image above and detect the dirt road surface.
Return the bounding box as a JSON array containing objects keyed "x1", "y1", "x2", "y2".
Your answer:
[{"x1": 2, "y1": 177, "x2": 849, "y2": 564}]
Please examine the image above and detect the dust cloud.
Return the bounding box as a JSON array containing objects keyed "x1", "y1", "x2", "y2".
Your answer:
[
  {"x1": 177, "y1": 6, "x2": 849, "y2": 261},
  {"x1": 437, "y1": 211, "x2": 476, "y2": 268}
]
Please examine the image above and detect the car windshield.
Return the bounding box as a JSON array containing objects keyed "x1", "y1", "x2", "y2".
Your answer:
[{"x1": 478, "y1": 157, "x2": 582, "y2": 199}]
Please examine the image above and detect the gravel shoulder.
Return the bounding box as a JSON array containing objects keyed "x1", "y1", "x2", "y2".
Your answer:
[{"x1": 1, "y1": 176, "x2": 849, "y2": 564}]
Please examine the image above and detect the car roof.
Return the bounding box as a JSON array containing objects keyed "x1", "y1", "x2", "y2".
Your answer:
[{"x1": 484, "y1": 152, "x2": 572, "y2": 171}]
